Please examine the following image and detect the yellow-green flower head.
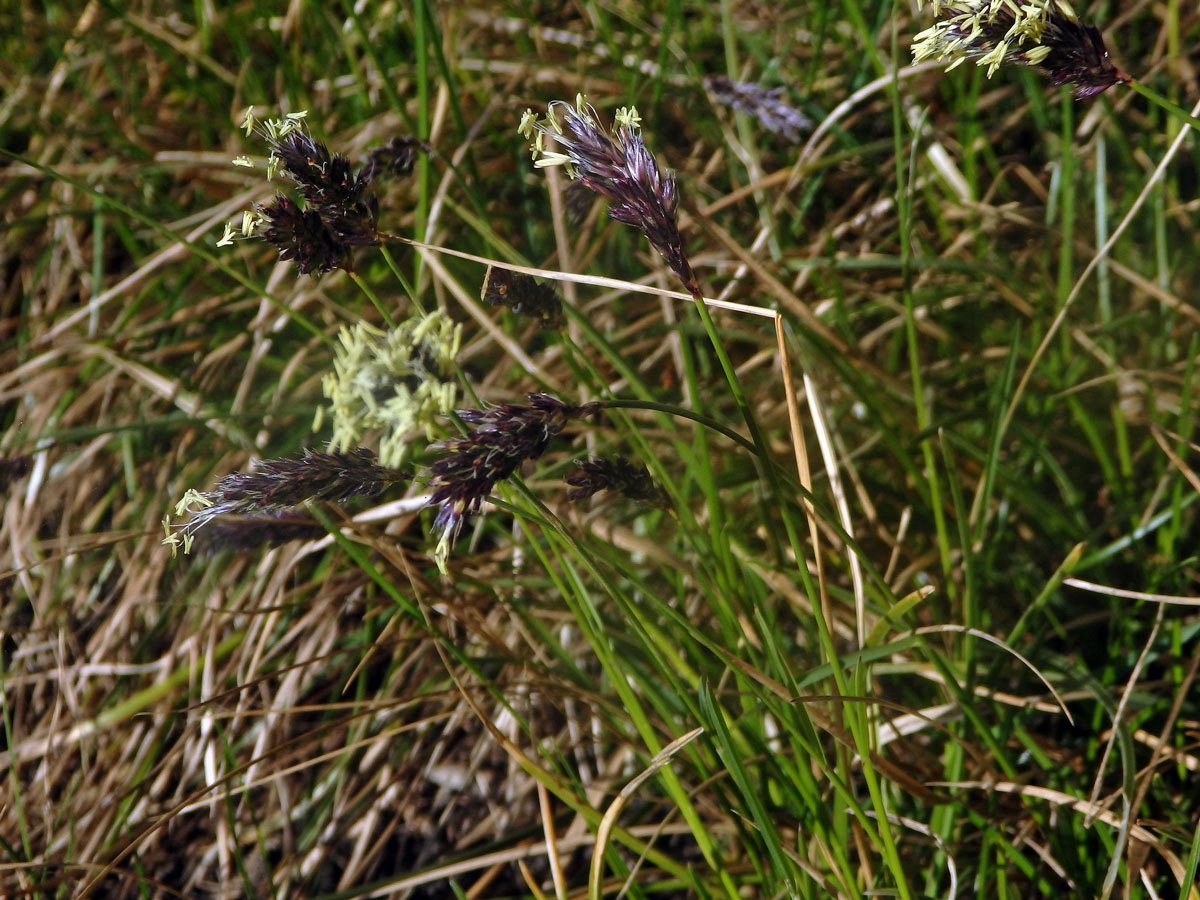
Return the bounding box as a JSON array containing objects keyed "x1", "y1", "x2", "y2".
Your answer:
[
  {"x1": 321, "y1": 310, "x2": 462, "y2": 467},
  {"x1": 912, "y1": 0, "x2": 1127, "y2": 95}
]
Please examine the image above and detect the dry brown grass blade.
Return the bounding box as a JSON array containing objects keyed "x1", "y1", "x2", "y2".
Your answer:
[
  {"x1": 1127, "y1": 638, "x2": 1200, "y2": 851},
  {"x1": 773, "y1": 315, "x2": 829, "y2": 634},
  {"x1": 537, "y1": 780, "x2": 569, "y2": 900},
  {"x1": 1063, "y1": 578, "x2": 1200, "y2": 606},
  {"x1": 912, "y1": 624, "x2": 1074, "y2": 725},
  {"x1": 389, "y1": 234, "x2": 772, "y2": 315},
  {"x1": 1117, "y1": 728, "x2": 1200, "y2": 772},
  {"x1": 588, "y1": 727, "x2": 704, "y2": 900},
  {"x1": 804, "y1": 372, "x2": 868, "y2": 645},
  {"x1": 517, "y1": 857, "x2": 554, "y2": 900},
  {"x1": 933, "y1": 781, "x2": 1200, "y2": 900},
  {"x1": 37, "y1": 193, "x2": 259, "y2": 346},
  {"x1": 1150, "y1": 422, "x2": 1200, "y2": 496},
  {"x1": 424, "y1": 630, "x2": 693, "y2": 893}
]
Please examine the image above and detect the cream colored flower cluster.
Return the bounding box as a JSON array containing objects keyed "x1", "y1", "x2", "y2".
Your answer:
[
  {"x1": 913, "y1": 0, "x2": 1069, "y2": 76},
  {"x1": 318, "y1": 311, "x2": 462, "y2": 468}
]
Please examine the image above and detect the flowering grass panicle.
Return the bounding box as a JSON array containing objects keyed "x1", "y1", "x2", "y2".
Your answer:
[
  {"x1": 162, "y1": 448, "x2": 405, "y2": 554},
  {"x1": 480, "y1": 266, "x2": 564, "y2": 327},
  {"x1": 218, "y1": 109, "x2": 424, "y2": 275},
  {"x1": 268, "y1": 127, "x2": 385, "y2": 248},
  {"x1": 566, "y1": 456, "x2": 670, "y2": 509},
  {"x1": 520, "y1": 96, "x2": 699, "y2": 296},
  {"x1": 704, "y1": 76, "x2": 811, "y2": 144},
  {"x1": 320, "y1": 310, "x2": 462, "y2": 468},
  {"x1": 912, "y1": 0, "x2": 1127, "y2": 96},
  {"x1": 269, "y1": 127, "x2": 370, "y2": 212},
  {"x1": 254, "y1": 195, "x2": 351, "y2": 276},
  {"x1": 212, "y1": 447, "x2": 405, "y2": 508},
  {"x1": 359, "y1": 136, "x2": 428, "y2": 182},
  {"x1": 427, "y1": 393, "x2": 602, "y2": 570}
]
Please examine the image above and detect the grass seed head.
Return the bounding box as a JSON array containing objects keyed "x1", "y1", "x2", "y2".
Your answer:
[
  {"x1": 704, "y1": 76, "x2": 811, "y2": 143},
  {"x1": 257, "y1": 195, "x2": 351, "y2": 275},
  {"x1": 213, "y1": 448, "x2": 406, "y2": 508},
  {"x1": 219, "y1": 112, "x2": 405, "y2": 275},
  {"x1": 566, "y1": 455, "x2": 670, "y2": 509},
  {"x1": 913, "y1": 0, "x2": 1127, "y2": 96},
  {"x1": 321, "y1": 311, "x2": 462, "y2": 468},
  {"x1": 163, "y1": 449, "x2": 406, "y2": 552},
  {"x1": 521, "y1": 96, "x2": 699, "y2": 296},
  {"x1": 269, "y1": 128, "x2": 369, "y2": 212},
  {"x1": 427, "y1": 393, "x2": 602, "y2": 570},
  {"x1": 480, "y1": 266, "x2": 564, "y2": 327}
]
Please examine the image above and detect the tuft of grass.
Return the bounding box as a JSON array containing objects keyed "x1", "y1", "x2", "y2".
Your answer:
[{"x1": 4, "y1": 2, "x2": 1200, "y2": 898}]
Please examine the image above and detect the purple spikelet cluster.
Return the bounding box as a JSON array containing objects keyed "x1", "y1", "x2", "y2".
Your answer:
[
  {"x1": 165, "y1": 449, "x2": 407, "y2": 554},
  {"x1": 1032, "y1": 11, "x2": 1129, "y2": 96},
  {"x1": 256, "y1": 195, "x2": 351, "y2": 276},
  {"x1": 521, "y1": 99, "x2": 700, "y2": 297},
  {"x1": 704, "y1": 76, "x2": 811, "y2": 143},
  {"x1": 912, "y1": 0, "x2": 1128, "y2": 98},
  {"x1": 213, "y1": 448, "x2": 405, "y2": 509},
  {"x1": 565, "y1": 456, "x2": 670, "y2": 509},
  {"x1": 220, "y1": 112, "x2": 428, "y2": 276},
  {"x1": 427, "y1": 394, "x2": 602, "y2": 567},
  {"x1": 271, "y1": 129, "x2": 371, "y2": 211}
]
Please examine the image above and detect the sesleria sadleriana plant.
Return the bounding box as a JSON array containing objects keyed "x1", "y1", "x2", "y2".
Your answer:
[
  {"x1": 162, "y1": 309, "x2": 459, "y2": 555},
  {"x1": 911, "y1": 0, "x2": 1200, "y2": 138},
  {"x1": 912, "y1": 0, "x2": 1128, "y2": 96},
  {"x1": 426, "y1": 393, "x2": 603, "y2": 572},
  {"x1": 217, "y1": 109, "x2": 425, "y2": 275},
  {"x1": 518, "y1": 94, "x2": 796, "y2": 536},
  {"x1": 184, "y1": 105, "x2": 661, "y2": 573},
  {"x1": 519, "y1": 96, "x2": 700, "y2": 297},
  {"x1": 162, "y1": 312, "x2": 456, "y2": 556},
  {"x1": 164, "y1": 110, "x2": 451, "y2": 557},
  {"x1": 162, "y1": 448, "x2": 407, "y2": 556}
]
